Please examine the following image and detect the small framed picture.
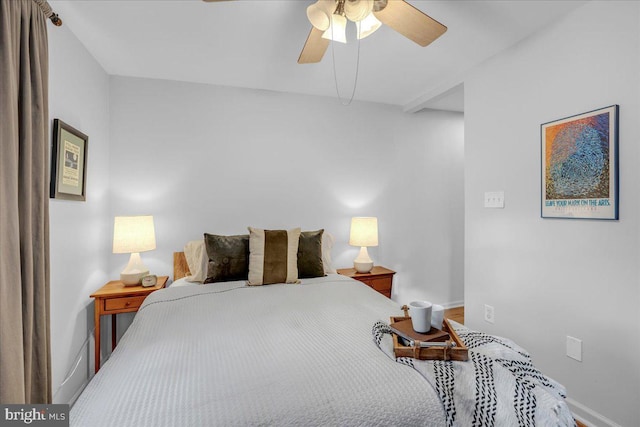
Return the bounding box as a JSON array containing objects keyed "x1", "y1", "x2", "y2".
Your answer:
[
  {"x1": 50, "y1": 119, "x2": 88, "y2": 201},
  {"x1": 541, "y1": 105, "x2": 619, "y2": 220}
]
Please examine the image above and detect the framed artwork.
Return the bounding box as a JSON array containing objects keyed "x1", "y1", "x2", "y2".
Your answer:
[
  {"x1": 541, "y1": 105, "x2": 618, "y2": 219},
  {"x1": 50, "y1": 119, "x2": 88, "y2": 201}
]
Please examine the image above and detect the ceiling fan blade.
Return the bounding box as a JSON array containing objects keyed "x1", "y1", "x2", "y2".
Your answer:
[
  {"x1": 374, "y1": 0, "x2": 447, "y2": 47},
  {"x1": 298, "y1": 27, "x2": 330, "y2": 64}
]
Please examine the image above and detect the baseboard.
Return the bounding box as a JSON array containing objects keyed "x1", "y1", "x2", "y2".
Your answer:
[
  {"x1": 52, "y1": 328, "x2": 96, "y2": 407},
  {"x1": 68, "y1": 378, "x2": 90, "y2": 408},
  {"x1": 567, "y1": 397, "x2": 623, "y2": 427},
  {"x1": 441, "y1": 300, "x2": 464, "y2": 309}
]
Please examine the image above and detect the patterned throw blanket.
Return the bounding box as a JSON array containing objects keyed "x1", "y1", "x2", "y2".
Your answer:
[{"x1": 372, "y1": 321, "x2": 576, "y2": 427}]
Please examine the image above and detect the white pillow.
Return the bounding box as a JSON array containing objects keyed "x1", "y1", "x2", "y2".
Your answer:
[
  {"x1": 169, "y1": 277, "x2": 198, "y2": 288},
  {"x1": 184, "y1": 239, "x2": 208, "y2": 283},
  {"x1": 322, "y1": 232, "x2": 336, "y2": 274}
]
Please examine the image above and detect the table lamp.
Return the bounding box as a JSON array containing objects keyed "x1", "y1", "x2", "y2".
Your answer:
[
  {"x1": 349, "y1": 217, "x2": 378, "y2": 273},
  {"x1": 112, "y1": 215, "x2": 156, "y2": 286}
]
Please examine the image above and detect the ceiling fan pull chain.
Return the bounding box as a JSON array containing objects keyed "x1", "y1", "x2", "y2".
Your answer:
[{"x1": 330, "y1": 20, "x2": 361, "y2": 106}]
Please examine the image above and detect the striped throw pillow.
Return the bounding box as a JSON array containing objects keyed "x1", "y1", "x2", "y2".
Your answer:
[{"x1": 248, "y1": 227, "x2": 301, "y2": 286}]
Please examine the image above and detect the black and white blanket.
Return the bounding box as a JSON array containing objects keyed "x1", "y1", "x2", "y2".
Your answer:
[{"x1": 372, "y1": 321, "x2": 576, "y2": 427}]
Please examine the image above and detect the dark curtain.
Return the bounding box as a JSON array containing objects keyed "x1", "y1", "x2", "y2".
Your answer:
[{"x1": 0, "y1": 0, "x2": 51, "y2": 404}]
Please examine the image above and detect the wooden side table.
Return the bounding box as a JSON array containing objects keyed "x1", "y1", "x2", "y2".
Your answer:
[
  {"x1": 90, "y1": 276, "x2": 168, "y2": 372},
  {"x1": 337, "y1": 266, "x2": 396, "y2": 298}
]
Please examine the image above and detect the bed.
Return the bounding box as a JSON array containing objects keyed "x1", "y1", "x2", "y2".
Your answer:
[{"x1": 71, "y1": 237, "x2": 575, "y2": 426}]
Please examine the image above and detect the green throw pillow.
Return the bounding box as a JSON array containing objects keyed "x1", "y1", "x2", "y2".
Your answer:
[
  {"x1": 203, "y1": 233, "x2": 249, "y2": 283},
  {"x1": 297, "y1": 229, "x2": 325, "y2": 279}
]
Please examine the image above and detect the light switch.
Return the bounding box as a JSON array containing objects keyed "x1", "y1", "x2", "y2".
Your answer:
[{"x1": 484, "y1": 191, "x2": 505, "y2": 208}]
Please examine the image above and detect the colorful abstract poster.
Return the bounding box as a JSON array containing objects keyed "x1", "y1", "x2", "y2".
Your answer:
[{"x1": 541, "y1": 105, "x2": 618, "y2": 219}]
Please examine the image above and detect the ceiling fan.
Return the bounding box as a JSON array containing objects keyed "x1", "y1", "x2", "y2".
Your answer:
[{"x1": 202, "y1": 0, "x2": 447, "y2": 64}]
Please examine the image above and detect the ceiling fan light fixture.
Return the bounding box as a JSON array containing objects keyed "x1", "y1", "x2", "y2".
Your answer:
[
  {"x1": 306, "y1": 0, "x2": 336, "y2": 31},
  {"x1": 344, "y1": 0, "x2": 374, "y2": 22},
  {"x1": 322, "y1": 13, "x2": 347, "y2": 44},
  {"x1": 356, "y1": 12, "x2": 381, "y2": 39}
]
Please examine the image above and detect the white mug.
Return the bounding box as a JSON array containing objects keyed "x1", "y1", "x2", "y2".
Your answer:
[
  {"x1": 409, "y1": 300, "x2": 432, "y2": 333},
  {"x1": 431, "y1": 304, "x2": 445, "y2": 330}
]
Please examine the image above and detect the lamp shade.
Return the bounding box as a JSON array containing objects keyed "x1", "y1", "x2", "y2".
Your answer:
[
  {"x1": 113, "y1": 215, "x2": 156, "y2": 254},
  {"x1": 349, "y1": 217, "x2": 378, "y2": 247},
  {"x1": 307, "y1": 0, "x2": 336, "y2": 31},
  {"x1": 356, "y1": 12, "x2": 381, "y2": 39},
  {"x1": 321, "y1": 13, "x2": 347, "y2": 43},
  {"x1": 344, "y1": 0, "x2": 373, "y2": 22}
]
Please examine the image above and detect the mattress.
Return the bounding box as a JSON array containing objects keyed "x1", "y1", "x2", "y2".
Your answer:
[{"x1": 71, "y1": 275, "x2": 448, "y2": 426}]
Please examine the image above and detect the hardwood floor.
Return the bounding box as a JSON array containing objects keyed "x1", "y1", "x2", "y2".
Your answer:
[{"x1": 444, "y1": 306, "x2": 464, "y2": 324}]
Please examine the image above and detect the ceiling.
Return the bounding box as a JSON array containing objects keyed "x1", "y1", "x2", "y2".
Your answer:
[{"x1": 50, "y1": 0, "x2": 586, "y2": 112}]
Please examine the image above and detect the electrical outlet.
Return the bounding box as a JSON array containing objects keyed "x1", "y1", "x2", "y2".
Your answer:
[
  {"x1": 484, "y1": 304, "x2": 495, "y2": 324},
  {"x1": 566, "y1": 336, "x2": 582, "y2": 361}
]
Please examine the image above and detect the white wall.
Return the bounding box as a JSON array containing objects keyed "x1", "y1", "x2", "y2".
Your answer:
[
  {"x1": 108, "y1": 77, "x2": 465, "y2": 310},
  {"x1": 464, "y1": 2, "x2": 640, "y2": 426},
  {"x1": 48, "y1": 26, "x2": 111, "y2": 403},
  {"x1": 382, "y1": 109, "x2": 465, "y2": 306}
]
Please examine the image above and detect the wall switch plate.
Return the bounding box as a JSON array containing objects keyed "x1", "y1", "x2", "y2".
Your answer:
[
  {"x1": 566, "y1": 336, "x2": 582, "y2": 361},
  {"x1": 484, "y1": 304, "x2": 495, "y2": 324},
  {"x1": 484, "y1": 191, "x2": 505, "y2": 208}
]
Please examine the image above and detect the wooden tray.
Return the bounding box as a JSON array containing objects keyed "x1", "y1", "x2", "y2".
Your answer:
[{"x1": 390, "y1": 312, "x2": 468, "y2": 361}]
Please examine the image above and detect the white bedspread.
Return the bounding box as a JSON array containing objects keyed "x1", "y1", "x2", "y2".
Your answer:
[{"x1": 71, "y1": 275, "x2": 448, "y2": 426}]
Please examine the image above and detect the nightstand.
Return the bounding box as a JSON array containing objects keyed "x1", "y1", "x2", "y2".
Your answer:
[
  {"x1": 337, "y1": 266, "x2": 396, "y2": 298},
  {"x1": 90, "y1": 276, "x2": 168, "y2": 372}
]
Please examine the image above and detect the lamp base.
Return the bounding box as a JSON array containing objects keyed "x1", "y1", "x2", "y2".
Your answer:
[
  {"x1": 354, "y1": 261, "x2": 373, "y2": 274},
  {"x1": 120, "y1": 271, "x2": 149, "y2": 286},
  {"x1": 120, "y1": 252, "x2": 150, "y2": 286},
  {"x1": 353, "y1": 246, "x2": 374, "y2": 273}
]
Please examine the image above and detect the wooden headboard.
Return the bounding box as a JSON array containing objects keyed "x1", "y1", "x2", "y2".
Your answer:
[{"x1": 173, "y1": 252, "x2": 190, "y2": 281}]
